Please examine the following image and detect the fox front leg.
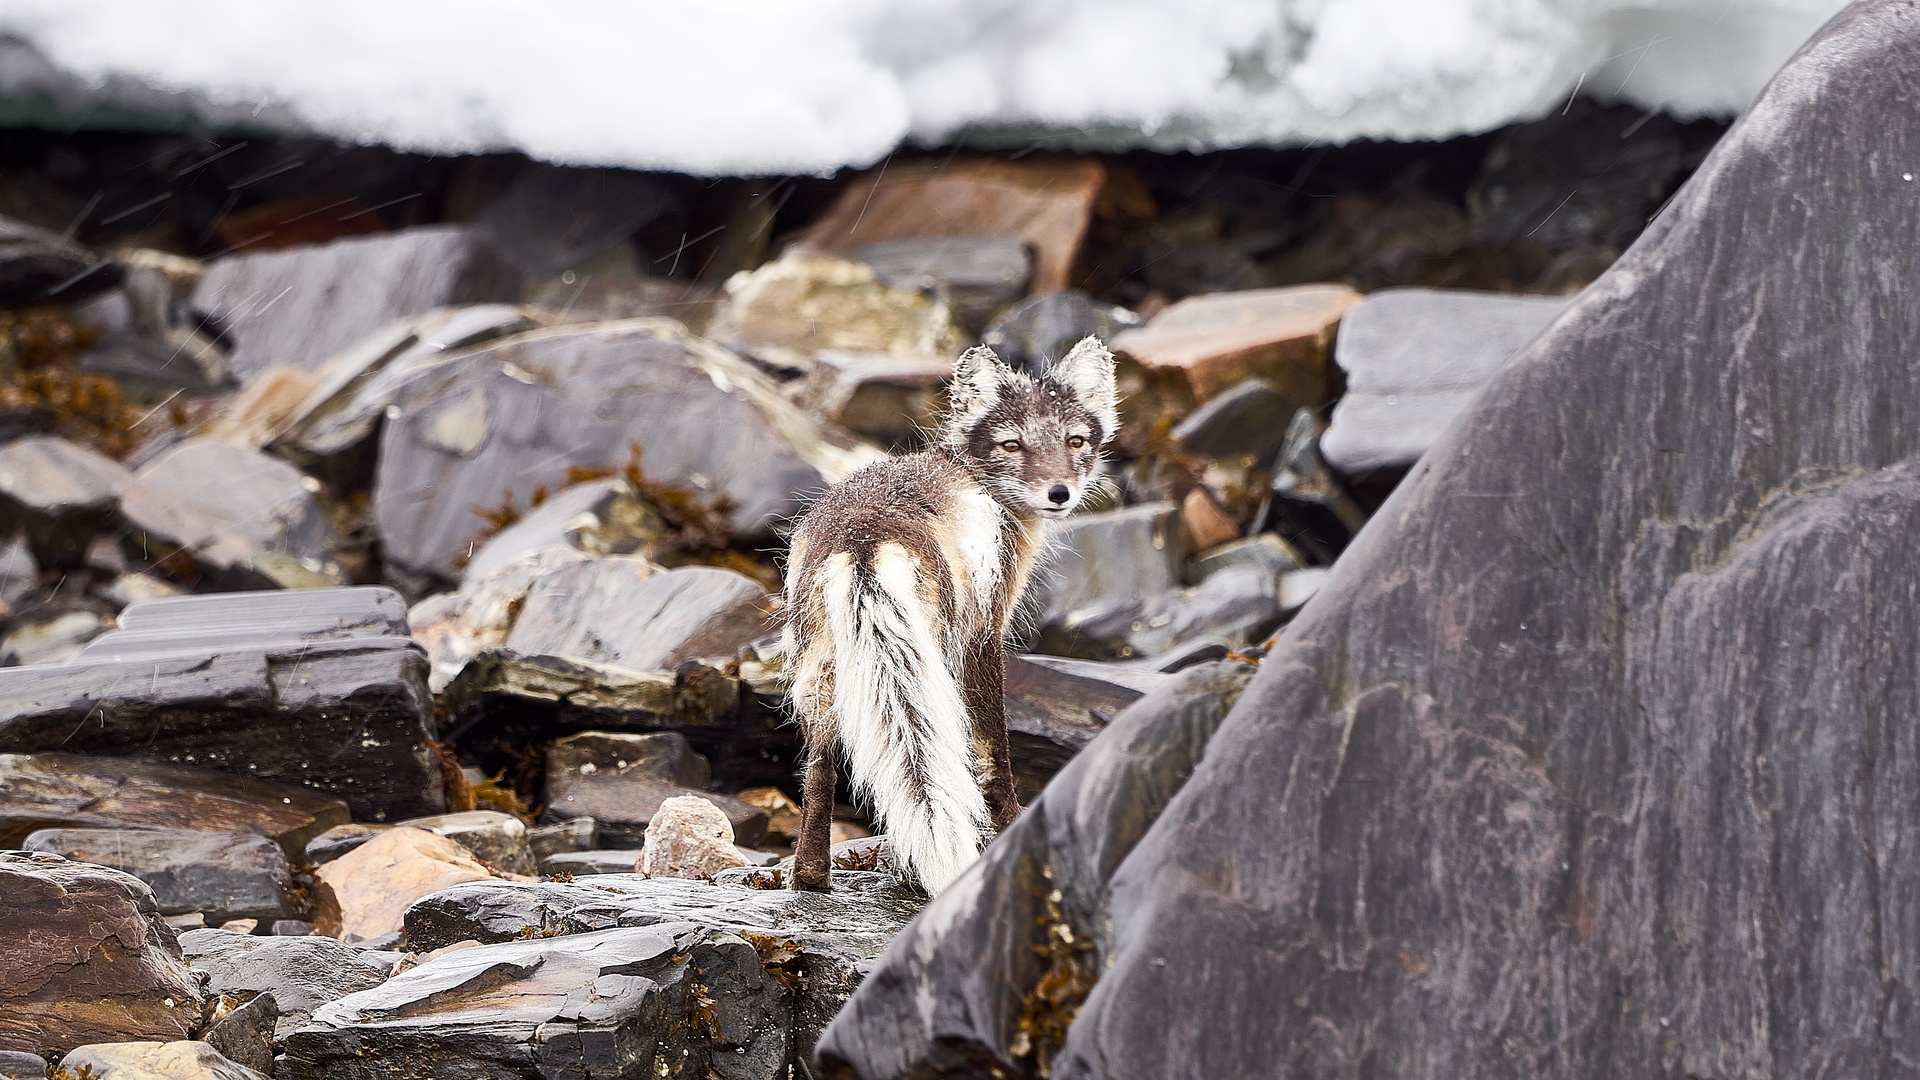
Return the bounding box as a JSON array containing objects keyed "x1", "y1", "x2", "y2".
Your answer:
[
  {"x1": 963, "y1": 640, "x2": 1023, "y2": 830},
  {"x1": 792, "y1": 744, "x2": 837, "y2": 891}
]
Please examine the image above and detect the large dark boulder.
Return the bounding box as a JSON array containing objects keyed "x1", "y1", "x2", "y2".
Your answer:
[{"x1": 817, "y1": 6, "x2": 1920, "y2": 1077}]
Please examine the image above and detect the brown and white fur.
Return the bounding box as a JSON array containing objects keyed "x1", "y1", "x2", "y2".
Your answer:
[{"x1": 782, "y1": 337, "x2": 1120, "y2": 893}]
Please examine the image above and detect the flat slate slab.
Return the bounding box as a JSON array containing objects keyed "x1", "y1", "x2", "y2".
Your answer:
[{"x1": 0, "y1": 588, "x2": 441, "y2": 822}]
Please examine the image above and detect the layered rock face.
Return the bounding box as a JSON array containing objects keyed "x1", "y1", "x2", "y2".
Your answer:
[{"x1": 817, "y1": 4, "x2": 1920, "y2": 1077}]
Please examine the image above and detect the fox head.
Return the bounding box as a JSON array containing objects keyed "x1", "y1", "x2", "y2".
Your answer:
[{"x1": 940, "y1": 336, "x2": 1120, "y2": 520}]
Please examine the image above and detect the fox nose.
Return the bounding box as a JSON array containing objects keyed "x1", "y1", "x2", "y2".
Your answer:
[{"x1": 1048, "y1": 484, "x2": 1071, "y2": 505}]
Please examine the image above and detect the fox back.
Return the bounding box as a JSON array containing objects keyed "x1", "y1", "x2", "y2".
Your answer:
[{"x1": 783, "y1": 338, "x2": 1119, "y2": 892}]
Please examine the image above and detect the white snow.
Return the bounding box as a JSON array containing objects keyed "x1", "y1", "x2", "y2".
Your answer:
[{"x1": 0, "y1": 0, "x2": 1848, "y2": 176}]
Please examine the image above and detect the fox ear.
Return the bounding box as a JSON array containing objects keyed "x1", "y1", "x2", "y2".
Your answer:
[
  {"x1": 1049, "y1": 336, "x2": 1119, "y2": 444},
  {"x1": 946, "y1": 345, "x2": 1008, "y2": 434}
]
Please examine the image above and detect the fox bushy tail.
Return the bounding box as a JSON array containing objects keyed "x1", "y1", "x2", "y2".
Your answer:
[{"x1": 823, "y1": 547, "x2": 986, "y2": 893}]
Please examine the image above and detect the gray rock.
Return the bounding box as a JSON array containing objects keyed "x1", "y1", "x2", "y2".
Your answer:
[
  {"x1": 981, "y1": 289, "x2": 1142, "y2": 377},
  {"x1": 189, "y1": 225, "x2": 523, "y2": 386},
  {"x1": 116, "y1": 438, "x2": 343, "y2": 590},
  {"x1": 23, "y1": 828, "x2": 293, "y2": 924},
  {"x1": 1027, "y1": 502, "x2": 1183, "y2": 629},
  {"x1": 543, "y1": 775, "x2": 768, "y2": 848},
  {"x1": 282, "y1": 924, "x2": 789, "y2": 1080},
  {"x1": 0, "y1": 436, "x2": 134, "y2": 569},
  {"x1": 475, "y1": 165, "x2": 679, "y2": 278},
  {"x1": 852, "y1": 234, "x2": 1032, "y2": 332},
  {"x1": 59, "y1": 1042, "x2": 265, "y2": 1080},
  {"x1": 200, "y1": 991, "x2": 278, "y2": 1075},
  {"x1": 0, "y1": 588, "x2": 441, "y2": 823},
  {"x1": 179, "y1": 928, "x2": 391, "y2": 1039},
  {"x1": 527, "y1": 818, "x2": 596, "y2": 863},
  {"x1": 0, "y1": 214, "x2": 119, "y2": 307},
  {"x1": 0, "y1": 754, "x2": 347, "y2": 858},
  {"x1": 1168, "y1": 377, "x2": 1294, "y2": 466},
  {"x1": 823, "y1": 9, "x2": 1920, "y2": 1074},
  {"x1": 1321, "y1": 288, "x2": 1571, "y2": 474},
  {"x1": 372, "y1": 319, "x2": 865, "y2": 589},
  {"x1": 0, "y1": 850, "x2": 205, "y2": 1055},
  {"x1": 1001, "y1": 654, "x2": 1150, "y2": 802},
  {"x1": 390, "y1": 810, "x2": 534, "y2": 877},
  {"x1": 0, "y1": 1051, "x2": 45, "y2": 1079},
  {"x1": 508, "y1": 561, "x2": 771, "y2": 672},
  {"x1": 1035, "y1": 563, "x2": 1283, "y2": 662},
  {"x1": 1183, "y1": 530, "x2": 1305, "y2": 585},
  {"x1": 546, "y1": 730, "x2": 711, "y2": 804},
  {"x1": 1254, "y1": 407, "x2": 1368, "y2": 564}
]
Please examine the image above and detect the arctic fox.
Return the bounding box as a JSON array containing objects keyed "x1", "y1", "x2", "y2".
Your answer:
[{"x1": 783, "y1": 336, "x2": 1120, "y2": 893}]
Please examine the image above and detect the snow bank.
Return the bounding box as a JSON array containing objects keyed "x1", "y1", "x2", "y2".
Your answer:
[{"x1": 0, "y1": 0, "x2": 1847, "y2": 175}]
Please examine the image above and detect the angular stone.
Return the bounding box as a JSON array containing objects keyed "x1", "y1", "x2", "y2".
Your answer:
[
  {"x1": 474, "y1": 165, "x2": 678, "y2": 278},
  {"x1": 1035, "y1": 564, "x2": 1283, "y2": 663},
  {"x1": 791, "y1": 351, "x2": 952, "y2": 451},
  {"x1": 390, "y1": 810, "x2": 535, "y2": 877},
  {"x1": 1110, "y1": 283, "x2": 1362, "y2": 413},
  {"x1": 0, "y1": 588, "x2": 441, "y2": 823},
  {"x1": 981, "y1": 289, "x2": 1143, "y2": 377},
  {"x1": 546, "y1": 730, "x2": 711, "y2": 804},
  {"x1": 116, "y1": 438, "x2": 343, "y2": 590},
  {"x1": 706, "y1": 250, "x2": 962, "y2": 374},
  {"x1": 1168, "y1": 377, "x2": 1294, "y2": 466},
  {"x1": 189, "y1": 225, "x2": 523, "y2": 386},
  {"x1": 0, "y1": 214, "x2": 119, "y2": 307},
  {"x1": 1025, "y1": 502, "x2": 1183, "y2": 628},
  {"x1": 1322, "y1": 288, "x2": 1571, "y2": 474},
  {"x1": 637, "y1": 795, "x2": 748, "y2": 881},
  {"x1": 799, "y1": 159, "x2": 1146, "y2": 296},
  {"x1": 313, "y1": 827, "x2": 497, "y2": 943},
  {"x1": 851, "y1": 234, "x2": 1032, "y2": 332},
  {"x1": 199, "y1": 991, "x2": 278, "y2": 1075},
  {"x1": 1001, "y1": 654, "x2": 1150, "y2": 803},
  {"x1": 0, "y1": 755, "x2": 347, "y2": 857},
  {"x1": 508, "y1": 561, "x2": 772, "y2": 671},
  {"x1": 58, "y1": 1042, "x2": 265, "y2": 1080},
  {"x1": 179, "y1": 928, "x2": 391, "y2": 1038},
  {"x1": 0, "y1": 850, "x2": 205, "y2": 1055},
  {"x1": 824, "y1": 9, "x2": 1920, "y2": 1074},
  {"x1": 544, "y1": 775, "x2": 767, "y2": 849},
  {"x1": 373, "y1": 319, "x2": 874, "y2": 587},
  {"x1": 22, "y1": 828, "x2": 293, "y2": 925},
  {"x1": 0, "y1": 436, "x2": 133, "y2": 569},
  {"x1": 282, "y1": 924, "x2": 789, "y2": 1080}
]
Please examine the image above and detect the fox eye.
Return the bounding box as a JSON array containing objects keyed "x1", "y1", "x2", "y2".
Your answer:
[
  {"x1": 998, "y1": 440, "x2": 1023, "y2": 453},
  {"x1": 1066, "y1": 435, "x2": 1087, "y2": 450}
]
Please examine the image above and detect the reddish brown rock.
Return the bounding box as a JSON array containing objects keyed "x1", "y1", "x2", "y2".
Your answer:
[{"x1": 0, "y1": 851, "x2": 204, "y2": 1056}]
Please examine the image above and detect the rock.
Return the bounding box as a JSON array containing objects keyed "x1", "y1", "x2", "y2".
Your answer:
[
  {"x1": 1026, "y1": 502, "x2": 1183, "y2": 629},
  {"x1": 282, "y1": 924, "x2": 790, "y2": 1080},
  {"x1": 199, "y1": 992, "x2": 277, "y2": 1075},
  {"x1": 1183, "y1": 531, "x2": 1306, "y2": 586},
  {"x1": 268, "y1": 304, "x2": 541, "y2": 478},
  {"x1": 1001, "y1": 654, "x2": 1152, "y2": 802},
  {"x1": 824, "y1": 8, "x2": 1920, "y2": 1074},
  {"x1": 1, "y1": 608, "x2": 106, "y2": 666},
  {"x1": 178, "y1": 928, "x2": 391, "y2": 1038},
  {"x1": 981, "y1": 290, "x2": 1143, "y2": 377},
  {"x1": 313, "y1": 827, "x2": 497, "y2": 944},
  {"x1": 798, "y1": 159, "x2": 1148, "y2": 296},
  {"x1": 0, "y1": 588, "x2": 441, "y2": 823},
  {"x1": 22, "y1": 828, "x2": 294, "y2": 925},
  {"x1": 0, "y1": 214, "x2": 119, "y2": 307},
  {"x1": 189, "y1": 226, "x2": 523, "y2": 386},
  {"x1": 1321, "y1": 288, "x2": 1571, "y2": 474},
  {"x1": 545, "y1": 775, "x2": 769, "y2": 849},
  {"x1": 851, "y1": 234, "x2": 1033, "y2": 332},
  {"x1": 0, "y1": 754, "x2": 347, "y2": 856},
  {"x1": 526, "y1": 818, "x2": 595, "y2": 863},
  {"x1": 732, "y1": 787, "x2": 801, "y2": 841},
  {"x1": 1255, "y1": 407, "x2": 1368, "y2": 564},
  {"x1": 373, "y1": 319, "x2": 874, "y2": 589},
  {"x1": 637, "y1": 795, "x2": 748, "y2": 880},
  {"x1": 474, "y1": 165, "x2": 678, "y2": 278},
  {"x1": 706, "y1": 250, "x2": 962, "y2": 374},
  {"x1": 508, "y1": 561, "x2": 772, "y2": 671},
  {"x1": 791, "y1": 351, "x2": 952, "y2": 451},
  {"x1": 545, "y1": 730, "x2": 711, "y2": 804},
  {"x1": 1167, "y1": 376, "x2": 1294, "y2": 466},
  {"x1": 0, "y1": 1051, "x2": 45, "y2": 1079},
  {"x1": 0, "y1": 436, "x2": 134, "y2": 569},
  {"x1": 390, "y1": 810, "x2": 535, "y2": 877},
  {"x1": 0, "y1": 850, "x2": 205, "y2": 1055},
  {"x1": 1110, "y1": 283, "x2": 1362, "y2": 422},
  {"x1": 116, "y1": 438, "x2": 343, "y2": 590},
  {"x1": 57, "y1": 1042, "x2": 265, "y2": 1080},
  {"x1": 1035, "y1": 564, "x2": 1283, "y2": 663}
]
